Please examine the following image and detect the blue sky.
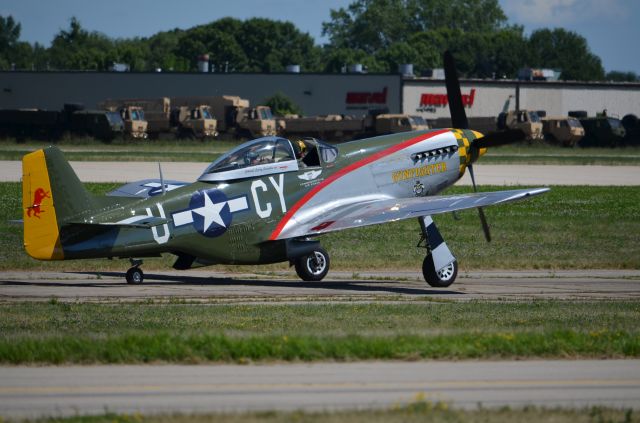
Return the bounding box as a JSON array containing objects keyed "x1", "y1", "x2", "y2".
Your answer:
[{"x1": 1, "y1": 0, "x2": 638, "y2": 73}]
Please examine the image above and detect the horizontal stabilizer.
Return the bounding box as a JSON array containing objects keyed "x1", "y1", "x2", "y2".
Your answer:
[
  {"x1": 64, "y1": 215, "x2": 169, "y2": 229},
  {"x1": 107, "y1": 179, "x2": 188, "y2": 198}
]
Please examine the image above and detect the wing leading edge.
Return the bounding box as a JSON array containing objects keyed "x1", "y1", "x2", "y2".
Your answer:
[{"x1": 275, "y1": 187, "x2": 549, "y2": 240}]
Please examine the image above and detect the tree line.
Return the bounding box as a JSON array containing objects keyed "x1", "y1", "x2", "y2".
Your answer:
[{"x1": 0, "y1": 0, "x2": 637, "y2": 82}]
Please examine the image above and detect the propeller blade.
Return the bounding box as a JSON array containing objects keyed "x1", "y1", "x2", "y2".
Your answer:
[
  {"x1": 444, "y1": 50, "x2": 493, "y2": 242},
  {"x1": 474, "y1": 129, "x2": 526, "y2": 149},
  {"x1": 467, "y1": 163, "x2": 478, "y2": 190},
  {"x1": 443, "y1": 50, "x2": 469, "y2": 130},
  {"x1": 467, "y1": 164, "x2": 492, "y2": 243}
]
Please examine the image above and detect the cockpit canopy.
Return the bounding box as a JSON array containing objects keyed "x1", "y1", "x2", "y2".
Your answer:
[{"x1": 199, "y1": 136, "x2": 338, "y2": 182}]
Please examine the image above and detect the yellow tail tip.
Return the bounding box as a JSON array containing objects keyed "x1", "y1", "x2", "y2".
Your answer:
[{"x1": 22, "y1": 149, "x2": 64, "y2": 260}]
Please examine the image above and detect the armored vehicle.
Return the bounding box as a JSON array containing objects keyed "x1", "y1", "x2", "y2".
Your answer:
[
  {"x1": 541, "y1": 116, "x2": 585, "y2": 147},
  {"x1": 571, "y1": 110, "x2": 626, "y2": 147}
]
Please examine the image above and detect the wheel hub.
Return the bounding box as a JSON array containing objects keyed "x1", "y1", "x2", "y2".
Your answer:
[
  {"x1": 437, "y1": 262, "x2": 455, "y2": 281},
  {"x1": 307, "y1": 252, "x2": 326, "y2": 276}
]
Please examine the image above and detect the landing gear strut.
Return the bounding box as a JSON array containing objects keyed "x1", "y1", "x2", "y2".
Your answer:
[
  {"x1": 126, "y1": 259, "x2": 144, "y2": 284},
  {"x1": 294, "y1": 247, "x2": 330, "y2": 281},
  {"x1": 418, "y1": 216, "x2": 458, "y2": 287}
]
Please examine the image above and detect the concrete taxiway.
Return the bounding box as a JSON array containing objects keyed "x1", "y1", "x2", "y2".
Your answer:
[
  {"x1": 2, "y1": 160, "x2": 640, "y2": 185},
  {"x1": 1, "y1": 270, "x2": 638, "y2": 302},
  {"x1": 1, "y1": 360, "x2": 639, "y2": 418}
]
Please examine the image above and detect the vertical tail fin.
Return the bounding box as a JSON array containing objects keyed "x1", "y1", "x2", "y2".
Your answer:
[{"x1": 22, "y1": 146, "x2": 95, "y2": 260}]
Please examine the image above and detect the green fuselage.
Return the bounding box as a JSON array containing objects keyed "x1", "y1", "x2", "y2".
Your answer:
[{"x1": 57, "y1": 129, "x2": 478, "y2": 266}]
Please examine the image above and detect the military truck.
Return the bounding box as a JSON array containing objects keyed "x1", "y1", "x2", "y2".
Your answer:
[
  {"x1": 0, "y1": 104, "x2": 125, "y2": 141},
  {"x1": 170, "y1": 96, "x2": 277, "y2": 139},
  {"x1": 171, "y1": 105, "x2": 218, "y2": 139},
  {"x1": 570, "y1": 110, "x2": 626, "y2": 147},
  {"x1": 622, "y1": 114, "x2": 640, "y2": 146},
  {"x1": 281, "y1": 111, "x2": 430, "y2": 142},
  {"x1": 99, "y1": 98, "x2": 215, "y2": 140},
  {"x1": 540, "y1": 116, "x2": 585, "y2": 147},
  {"x1": 496, "y1": 96, "x2": 544, "y2": 142},
  {"x1": 117, "y1": 106, "x2": 148, "y2": 139}
]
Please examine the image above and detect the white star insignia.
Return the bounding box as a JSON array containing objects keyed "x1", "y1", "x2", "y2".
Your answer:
[{"x1": 192, "y1": 192, "x2": 226, "y2": 231}]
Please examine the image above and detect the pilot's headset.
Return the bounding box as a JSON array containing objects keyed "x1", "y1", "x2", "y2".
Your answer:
[
  {"x1": 244, "y1": 150, "x2": 259, "y2": 165},
  {"x1": 294, "y1": 140, "x2": 307, "y2": 159}
]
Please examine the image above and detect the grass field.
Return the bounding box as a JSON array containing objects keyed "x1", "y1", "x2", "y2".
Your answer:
[
  {"x1": 0, "y1": 138, "x2": 234, "y2": 162},
  {"x1": 0, "y1": 301, "x2": 638, "y2": 364},
  {"x1": 2, "y1": 138, "x2": 640, "y2": 165},
  {"x1": 1, "y1": 183, "x2": 639, "y2": 272},
  {"x1": 6, "y1": 406, "x2": 637, "y2": 423}
]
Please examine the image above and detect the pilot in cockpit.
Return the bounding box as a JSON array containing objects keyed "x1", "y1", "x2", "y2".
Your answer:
[{"x1": 293, "y1": 139, "x2": 308, "y2": 167}]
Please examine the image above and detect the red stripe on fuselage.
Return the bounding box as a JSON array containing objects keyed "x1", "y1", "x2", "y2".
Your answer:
[{"x1": 269, "y1": 129, "x2": 450, "y2": 240}]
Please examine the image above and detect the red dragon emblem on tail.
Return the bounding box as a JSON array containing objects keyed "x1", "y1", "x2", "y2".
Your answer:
[{"x1": 27, "y1": 188, "x2": 50, "y2": 218}]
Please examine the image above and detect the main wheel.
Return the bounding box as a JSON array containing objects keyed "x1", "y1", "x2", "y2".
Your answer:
[
  {"x1": 422, "y1": 255, "x2": 458, "y2": 287},
  {"x1": 126, "y1": 267, "x2": 144, "y2": 284},
  {"x1": 294, "y1": 248, "x2": 330, "y2": 281}
]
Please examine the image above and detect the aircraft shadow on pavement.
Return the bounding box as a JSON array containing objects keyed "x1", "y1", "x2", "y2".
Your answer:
[{"x1": 2, "y1": 271, "x2": 462, "y2": 296}]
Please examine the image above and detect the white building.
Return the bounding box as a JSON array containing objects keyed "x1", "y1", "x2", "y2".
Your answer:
[{"x1": 1, "y1": 71, "x2": 639, "y2": 119}]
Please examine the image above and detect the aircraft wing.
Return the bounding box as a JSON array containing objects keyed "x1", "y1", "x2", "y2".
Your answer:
[{"x1": 275, "y1": 187, "x2": 549, "y2": 240}]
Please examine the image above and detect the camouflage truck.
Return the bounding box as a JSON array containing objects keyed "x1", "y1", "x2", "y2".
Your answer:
[
  {"x1": 100, "y1": 98, "x2": 215, "y2": 140},
  {"x1": 496, "y1": 96, "x2": 544, "y2": 142},
  {"x1": 281, "y1": 111, "x2": 430, "y2": 142},
  {"x1": 170, "y1": 96, "x2": 276, "y2": 139},
  {"x1": 570, "y1": 110, "x2": 626, "y2": 148},
  {"x1": 541, "y1": 116, "x2": 585, "y2": 147},
  {"x1": 0, "y1": 104, "x2": 124, "y2": 141}
]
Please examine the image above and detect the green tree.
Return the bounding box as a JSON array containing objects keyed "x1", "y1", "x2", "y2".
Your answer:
[
  {"x1": 528, "y1": 28, "x2": 605, "y2": 81},
  {"x1": 48, "y1": 17, "x2": 117, "y2": 70},
  {"x1": 262, "y1": 92, "x2": 303, "y2": 116},
  {"x1": 322, "y1": 0, "x2": 507, "y2": 53},
  {"x1": 113, "y1": 38, "x2": 150, "y2": 71},
  {"x1": 0, "y1": 15, "x2": 23, "y2": 69},
  {"x1": 605, "y1": 71, "x2": 638, "y2": 82},
  {"x1": 237, "y1": 18, "x2": 320, "y2": 72}
]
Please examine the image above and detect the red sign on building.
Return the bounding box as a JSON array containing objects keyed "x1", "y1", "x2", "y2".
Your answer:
[
  {"x1": 346, "y1": 87, "x2": 388, "y2": 106},
  {"x1": 418, "y1": 89, "x2": 476, "y2": 112}
]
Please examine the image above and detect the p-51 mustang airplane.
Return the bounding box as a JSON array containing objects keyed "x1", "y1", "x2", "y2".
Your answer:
[{"x1": 22, "y1": 53, "x2": 548, "y2": 286}]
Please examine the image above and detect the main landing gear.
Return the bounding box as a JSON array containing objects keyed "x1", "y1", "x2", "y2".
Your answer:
[
  {"x1": 125, "y1": 259, "x2": 144, "y2": 284},
  {"x1": 294, "y1": 247, "x2": 330, "y2": 281},
  {"x1": 418, "y1": 216, "x2": 458, "y2": 287}
]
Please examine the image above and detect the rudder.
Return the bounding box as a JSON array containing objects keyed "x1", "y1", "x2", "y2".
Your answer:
[{"x1": 22, "y1": 146, "x2": 95, "y2": 260}]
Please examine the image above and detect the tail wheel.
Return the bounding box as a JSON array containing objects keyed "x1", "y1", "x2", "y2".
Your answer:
[
  {"x1": 294, "y1": 248, "x2": 330, "y2": 281},
  {"x1": 126, "y1": 267, "x2": 144, "y2": 284},
  {"x1": 422, "y1": 255, "x2": 458, "y2": 287}
]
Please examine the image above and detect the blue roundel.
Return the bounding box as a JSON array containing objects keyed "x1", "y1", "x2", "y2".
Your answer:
[{"x1": 188, "y1": 189, "x2": 232, "y2": 238}]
